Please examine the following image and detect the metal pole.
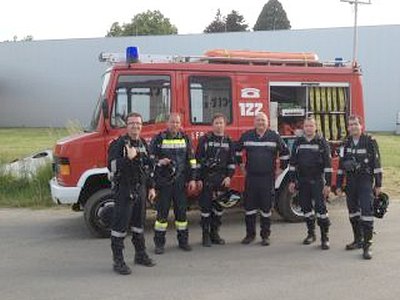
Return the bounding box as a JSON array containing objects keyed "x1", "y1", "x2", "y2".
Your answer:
[{"x1": 353, "y1": 0, "x2": 359, "y2": 65}]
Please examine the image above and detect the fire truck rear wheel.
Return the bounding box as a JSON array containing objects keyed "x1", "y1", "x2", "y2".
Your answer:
[
  {"x1": 277, "y1": 183, "x2": 304, "y2": 223},
  {"x1": 84, "y1": 189, "x2": 115, "y2": 238}
]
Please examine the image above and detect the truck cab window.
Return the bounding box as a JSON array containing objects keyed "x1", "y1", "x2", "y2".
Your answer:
[
  {"x1": 189, "y1": 76, "x2": 232, "y2": 124},
  {"x1": 111, "y1": 75, "x2": 171, "y2": 127}
]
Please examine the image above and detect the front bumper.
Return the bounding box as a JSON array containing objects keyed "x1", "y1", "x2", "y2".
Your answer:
[{"x1": 49, "y1": 177, "x2": 81, "y2": 204}]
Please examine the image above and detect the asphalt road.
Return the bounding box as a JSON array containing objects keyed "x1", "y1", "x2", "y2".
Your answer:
[{"x1": 0, "y1": 201, "x2": 399, "y2": 300}]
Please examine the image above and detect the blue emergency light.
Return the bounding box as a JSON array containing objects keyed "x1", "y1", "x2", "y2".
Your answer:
[{"x1": 126, "y1": 46, "x2": 139, "y2": 63}]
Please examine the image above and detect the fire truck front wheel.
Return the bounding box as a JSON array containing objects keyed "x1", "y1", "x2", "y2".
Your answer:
[
  {"x1": 84, "y1": 189, "x2": 115, "y2": 238},
  {"x1": 277, "y1": 183, "x2": 304, "y2": 223}
]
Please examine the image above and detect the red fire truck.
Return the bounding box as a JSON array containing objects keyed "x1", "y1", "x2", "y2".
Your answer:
[{"x1": 50, "y1": 47, "x2": 364, "y2": 237}]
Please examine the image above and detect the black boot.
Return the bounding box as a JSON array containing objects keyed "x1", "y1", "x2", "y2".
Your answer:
[
  {"x1": 319, "y1": 219, "x2": 330, "y2": 250},
  {"x1": 346, "y1": 218, "x2": 363, "y2": 250},
  {"x1": 132, "y1": 233, "x2": 155, "y2": 267},
  {"x1": 260, "y1": 216, "x2": 271, "y2": 246},
  {"x1": 210, "y1": 213, "x2": 225, "y2": 245},
  {"x1": 111, "y1": 236, "x2": 131, "y2": 275},
  {"x1": 303, "y1": 217, "x2": 316, "y2": 245},
  {"x1": 241, "y1": 214, "x2": 256, "y2": 244},
  {"x1": 201, "y1": 216, "x2": 212, "y2": 247},
  {"x1": 154, "y1": 231, "x2": 166, "y2": 255},
  {"x1": 362, "y1": 225, "x2": 373, "y2": 260},
  {"x1": 177, "y1": 229, "x2": 192, "y2": 251}
]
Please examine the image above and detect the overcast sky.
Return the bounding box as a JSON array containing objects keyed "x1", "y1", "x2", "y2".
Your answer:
[{"x1": 1, "y1": 0, "x2": 399, "y2": 41}]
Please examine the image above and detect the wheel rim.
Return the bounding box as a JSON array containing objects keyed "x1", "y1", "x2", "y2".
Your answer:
[
  {"x1": 290, "y1": 192, "x2": 303, "y2": 217},
  {"x1": 94, "y1": 197, "x2": 115, "y2": 230}
]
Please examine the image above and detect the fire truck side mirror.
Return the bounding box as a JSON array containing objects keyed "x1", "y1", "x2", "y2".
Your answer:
[{"x1": 102, "y1": 99, "x2": 109, "y2": 119}]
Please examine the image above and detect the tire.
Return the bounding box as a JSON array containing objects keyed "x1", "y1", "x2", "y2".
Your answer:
[
  {"x1": 277, "y1": 183, "x2": 304, "y2": 223},
  {"x1": 84, "y1": 189, "x2": 115, "y2": 238}
]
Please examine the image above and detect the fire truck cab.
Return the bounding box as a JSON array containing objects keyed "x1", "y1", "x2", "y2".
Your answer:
[{"x1": 50, "y1": 47, "x2": 364, "y2": 237}]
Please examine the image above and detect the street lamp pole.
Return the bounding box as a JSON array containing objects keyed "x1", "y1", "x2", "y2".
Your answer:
[{"x1": 341, "y1": 0, "x2": 371, "y2": 66}]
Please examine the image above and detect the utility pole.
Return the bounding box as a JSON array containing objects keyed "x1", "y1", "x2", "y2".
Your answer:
[{"x1": 341, "y1": 0, "x2": 371, "y2": 66}]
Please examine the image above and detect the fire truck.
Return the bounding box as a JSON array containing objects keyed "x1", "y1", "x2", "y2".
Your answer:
[{"x1": 50, "y1": 47, "x2": 364, "y2": 237}]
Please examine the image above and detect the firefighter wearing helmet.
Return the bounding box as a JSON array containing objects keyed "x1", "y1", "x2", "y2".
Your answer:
[
  {"x1": 336, "y1": 115, "x2": 383, "y2": 260},
  {"x1": 195, "y1": 113, "x2": 236, "y2": 247},
  {"x1": 150, "y1": 113, "x2": 198, "y2": 254},
  {"x1": 236, "y1": 112, "x2": 290, "y2": 246},
  {"x1": 288, "y1": 116, "x2": 333, "y2": 250}
]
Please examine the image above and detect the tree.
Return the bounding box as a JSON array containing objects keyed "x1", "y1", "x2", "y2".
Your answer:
[
  {"x1": 204, "y1": 9, "x2": 248, "y2": 33},
  {"x1": 204, "y1": 9, "x2": 226, "y2": 33},
  {"x1": 106, "y1": 10, "x2": 178, "y2": 37},
  {"x1": 253, "y1": 0, "x2": 291, "y2": 31},
  {"x1": 225, "y1": 10, "x2": 248, "y2": 32}
]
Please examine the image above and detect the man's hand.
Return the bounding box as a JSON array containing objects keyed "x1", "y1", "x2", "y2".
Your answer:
[
  {"x1": 188, "y1": 180, "x2": 197, "y2": 192},
  {"x1": 323, "y1": 186, "x2": 331, "y2": 199},
  {"x1": 126, "y1": 145, "x2": 138, "y2": 160},
  {"x1": 158, "y1": 158, "x2": 171, "y2": 166},
  {"x1": 221, "y1": 177, "x2": 231, "y2": 188},
  {"x1": 288, "y1": 182, "x2": 296, "y2": 194},
  {"x1": 148, "y1": 188, "x2": 156, "y2": 203},
  {"x1": 197, "y1": 180, "x2": 203, "y2": 191},
  {"x1": 336, "y1": 188, "x2": 343, "y2": 197},
  {"x1": 374, "y1": 187, "x2": 381, "y2": 198}
]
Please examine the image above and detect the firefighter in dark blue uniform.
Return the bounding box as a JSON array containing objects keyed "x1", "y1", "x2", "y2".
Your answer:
[
  {"x1": 336, "y1": 115, "x2": 383, "y2": 260},
  {"x1": 196, "y1": 113, "x2": 236, "y2": 247},
  {"x1": 108, "y1": 112, "x2": 156, "y2": 275},
  {"x1": 151, "y1": 113, "x2": 198, "y2": 254},
  {"x1": 236, "y1": 112, "x2": 290, "y2": 246},
  {"x1": 288, "y1": 117, "x2": 332, "y2": 250}
]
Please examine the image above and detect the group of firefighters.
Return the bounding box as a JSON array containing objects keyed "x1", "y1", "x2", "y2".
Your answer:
[{"x1": 107, "y1": 111, "x2": 383, "y2": 275}]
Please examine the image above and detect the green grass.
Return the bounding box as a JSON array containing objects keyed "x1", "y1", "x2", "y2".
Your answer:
[{"x1": 0, "y1": 128, "x2": 70, "y2": 207}]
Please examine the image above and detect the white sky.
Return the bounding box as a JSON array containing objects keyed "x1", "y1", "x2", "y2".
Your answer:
[{"x1": 1, "y1": 0, "x2": 399, "y2": 41}]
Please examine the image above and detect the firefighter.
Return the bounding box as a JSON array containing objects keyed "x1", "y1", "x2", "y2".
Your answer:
[
  {"x1": 336, "y1": 115, "x2": 383, "y2": 260},
  {"x1": 108, "y1": 112, "x2": 156, "y2": 275},
  {"x1": 151, "y1": 113, "x2": 198, "y2": 254},
  {"x1": 196, "y1": 113, "x2": 236, "y2": 247},
  {"x1": 236, "y1": 112, "x2": 290, "y2": 246},
  {"x1": 288, "y1": 117, "x2": 332, "y2": 250}
]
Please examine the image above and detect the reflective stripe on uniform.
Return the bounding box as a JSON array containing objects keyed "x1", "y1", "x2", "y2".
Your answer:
[
  {"x1": 337, "y1": 169, "x2": 344, "y2": 175},
  {"x1": 110, "y1": 159, "x2": 117, "y2": 173},
  {"x1": 289, "y1": 165, "x2": 296, "y2": 171},
  {"x1": 324, "y1": 168, "x2": 333, "y2": 173},
  {"x1": 316, "y1": 213, "x2": 329, "y2": 219},
  {"x1": 189, "y1": 159, "x2": 198, "y2": 168},
  {"x1": 356, "y1": 149, "x2": 367, "y2": 154},
  {"x1": 131, "y1": 227, "x2": 144, "y2": 234},
  {"x1": 154, "y1": 220, "x2": 168, "y2": 231},
  {"x1": 245, "y1": 209, "x2": 258, "y2": 216},
  {"x1": 111, "y1": 230, "x2": 127, "y2": 238},
  {"x1": 161, "y1": 139, "x2": 187, "y2": 149},
  {"x1": 201, "y1": 212, "x2": 211, "y2": 218},
  {"x1": 374, "y1": 168, "x2": 383, "y2": 174},
  {"x1": 227, "y1": 164, "x2": 236, "y2": 170},
  {"x1": 175, "y1": 221, "x2": 188, "y2": 231},
  {"x1": 298, "y1": 144, "x2": 319, "y2": 150},
  {"x1": 260, "y1": 211, "x2": 272, "y2": 218},
  {"x1": 304, "y1": 211, "x2": 314, "y2": 218},
  {"x1": 212, "y1": 209, "x2": 223, "y2": 216},
  {"x1": 349, "y1": 211, "x2": 361, "y2": 218},
  {"x1": 361, "y1": 215, "x2": 374, "y2": 222},
  {"x1": 280, "y1": 155, "x2": 290, "y2": 160},
  {"x1": 208, "y1": 142, "x2": 230, "y2": 148},
  {"x1": 243, "y1": 141, "x2": 277, "y2": 148}
]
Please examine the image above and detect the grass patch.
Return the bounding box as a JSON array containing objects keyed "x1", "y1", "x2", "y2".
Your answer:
[{"x1": 0, "y1": 127, "x2": 70, "y2": 207}]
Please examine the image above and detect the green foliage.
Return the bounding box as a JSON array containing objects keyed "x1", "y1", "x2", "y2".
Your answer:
[
  {"x1": 106, "y1": 10, "x2": 178, "y2": 37},
  {"x1": 204, "y1": 9, "x2": 248, "y2": 33},
  {"x1": 254, "y1": 0, "x2": 291, "y2": 31}
]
